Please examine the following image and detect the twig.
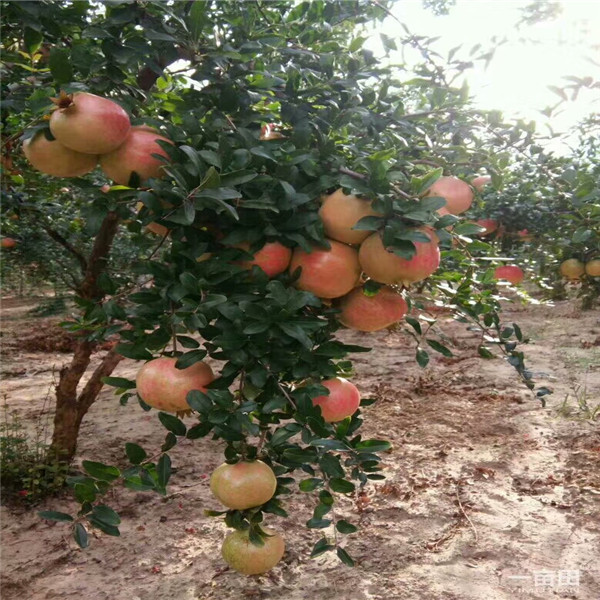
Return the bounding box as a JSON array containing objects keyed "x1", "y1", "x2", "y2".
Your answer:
[
  {"x1": 455, "y1": 484, "x2": 478, "y2": 542},
  {"x1": 256, "y1": 427, "x2": 268, "y2": 454},
  {"x1": 145, "y1": 230, "x2": 169, "y2": 261},
  {"x1": 339, "y1": 167, "x2": 366, "y2": 180}
]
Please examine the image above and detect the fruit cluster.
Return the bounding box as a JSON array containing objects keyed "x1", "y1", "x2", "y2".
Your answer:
[
  {"x1": 560, "y1": 258, "x2": 600, "y2": 280},
  {"x1": 23, "y1": 92, "x2": 171, "y2": 185}
]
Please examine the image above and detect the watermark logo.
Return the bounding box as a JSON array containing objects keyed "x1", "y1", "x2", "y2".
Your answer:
[{"x1": 502, "y1": 569, "x2": 580, "y2": 593}]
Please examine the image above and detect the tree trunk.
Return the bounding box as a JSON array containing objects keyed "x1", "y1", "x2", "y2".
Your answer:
[
  {"x1": 47, "y1": 211, "x2": 123, "y2": 465},
  {"x1": 48, "y1": 344, "x2": 123, "y2": 463}
]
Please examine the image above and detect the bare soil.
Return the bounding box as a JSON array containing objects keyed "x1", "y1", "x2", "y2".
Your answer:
[{"x1": 1, "y1": 295, "x2": 599, "y2": 600}]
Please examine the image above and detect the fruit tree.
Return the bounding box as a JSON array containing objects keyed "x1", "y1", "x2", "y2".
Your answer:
[{"x1": 1, "y1": 0, "x2": 559, "y2": 572}]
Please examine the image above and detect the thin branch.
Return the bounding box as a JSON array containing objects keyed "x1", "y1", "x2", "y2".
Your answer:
[
  {"x1": 339, "y1": 167, "x2": 366, "y2": 180},
  {"x1": 145, "y1": 229, "x2": 169, "y2": 261},
  {"x1": 43, "y1": 225, "x2": 88, "y2": 273}
]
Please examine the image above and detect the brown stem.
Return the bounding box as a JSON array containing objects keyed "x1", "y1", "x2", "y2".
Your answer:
[
  {"x1": 78, "y1": 212, "x2": 120, "y2": 300},
  {"x1": 77, "y1": 347, "x2": 124, "y2": 416},
  {"x1": 339, "y1": 167, "x2": 366, "y2": 180},
  {"x1": 43, "y1": 225, "x2": 88, "y2": 273}
]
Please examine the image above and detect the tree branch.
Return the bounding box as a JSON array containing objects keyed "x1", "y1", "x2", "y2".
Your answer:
[
  {"x1": 78, "y1": 211, "x2": 120, "y2": 300},
  {"x1": 43, "y1": 225, "x2": 88, "y2": 273},
  {"x1": 77, "y1": 347, "x2": 124, "y2": 415}
]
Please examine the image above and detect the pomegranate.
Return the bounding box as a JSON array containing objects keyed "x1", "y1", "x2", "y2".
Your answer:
[
  {"x1": 337, "y1": 286, "x2": 408, "y2": 332},
  {"x1": 472, "y1": 175, "x2": 491, "y2": 192},
  {"x1": 318, "y1": 189, "x2": 380, "y2": 245},
  {"x1": 100, "y1": 126, "x2": 172, "y2": 186},
  {"x1": 312, "y1": 378, "x2": 361, "y2": 422},
  {"x1": 559, "y1": 259, "x2": 585, "y2": 280},
  {"x1": 23, "y1": 132, "x2": 97, "y2": 177},
  {"x1": 49, "y1": 92, "x2": 130, "y2": 154},
  {"x1": 135, "y1": 357, "x2": 214, "y2": 412},
  {"x1": 426, "y1": 176, "x2": 473, "y2": 215},
  {"x1": 475, "y1": 219, "x2": 498, "y2": 236},
  {"x1": 516, "y1": 229, "x2": 533, "y2": 241},
  {"x1": 358, "y1": 230, "x2": 440, "y2": 286},
  {"x1": 290, "y1": 240, "x2": 361, "y2": 298},
  {"x1": 235, "y1": 241, "x2": 292, "y2": 277},
  {"x1": 221, "y1": 528, "x2": 285, "y2": 575},
  {"x1": 210, "y1": 460, "x2": 277, "y2": 510},
  {"x1": 1, "y1": 238, "x2": 17, "y2": 249},
  {"x1": 585, "y1": 259, "x2": 600, "y2": 277},
  {"x1": 493, "y1": 265, "x2": 524, "y2": 285}
]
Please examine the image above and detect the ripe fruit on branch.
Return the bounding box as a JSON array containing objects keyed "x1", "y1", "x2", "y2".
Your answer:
[
  {"x1": 358, "y1": 229, "x2": 441, "y2": 286},
  {"x1": 23, "y1": 132, "x2": 97, "y2": 177},
  {"x1": 318, "y1": 189, "x2": 380, "y2": 245},
  {"x1": 560, "y1": 259, "x2": 585, "y2": 280},
  {"x1": 210, "y1": 460, "x2": 277, "y2": 510},
  {"x1": 221, "y1": 528, "x2": 285, "y2": 575},
  {"x1": 135, "y1": 357, "x2": 214, "y2": 412},
  {"x1": 100, "y1": 126, "x2": 172, "y2": 186},
  {"x1": 337, "y1": 286, "x2": 408, "y2": 332},
  {"x1": 312, "y1": 377, "x2": 361, "y2": 422},
  {"x1": 516, "y1": 229, "x2": 533, "y2": 241},
  {"x1": 494, "y1": 265, "x2": 524, "y2": 285},
  {"x1": 49, "y1": 92, "x2": 131, "y2": 154},
  {"x1": 475, "y1": 219, "x2": 498, "y2": 236},
  {"x1": 585, "y1": 259, "x2": 600, "y2": 277},
  {"x1": 290, "y1": 240, "x2": 361, "y2": 298},
  {"x1": 1, "y1": 238, "x2": 17, "y2": 249},
  {"x1": 471, "y1": 175, "x2": 491, "y2": 192},
  {"x1": 235, "y1": 241, "x2": 292, "y2": 277},
  {"x1": 426, "y1": 176, "x2": 473, "y2": 215}
]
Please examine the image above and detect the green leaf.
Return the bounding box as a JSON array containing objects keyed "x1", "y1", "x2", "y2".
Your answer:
[
  {"x1": 405, "y1": 316, "x2": 422, "y2": 336},
  {"x1": 125, "y1": 443, "x2": 147, "y2": 465},
  {"x1": 355, "y1": 439, "x2": 391, "y2": 452},
  {"x1": 82, "y1": 461, "x2": 120, "y2": 482},
  {"x1": 88, "y1": 517, "x2": 120, "y2": 537},
  {"x1": 175, "y1": 350, "x2": 207, "y2": 369},
  {"x1": 91, "y1": 505, "x2": 121, "y2": 526},
  {"x1": 329, "y1": 478, "x2": 355, "y2": 494},
  {"x1": 478, "y1": 346, "x2": 495, "y2": 359},
  {"x1": 416, "y1": 347, "x2": 429, "y2": 368},
  {"x1": 310, "y1": 537, "x2": 335, "y2": 558},
  {"x1": 24, "y1": 28, "x2": 43, "y2": 54},
  {"x1": 336, "y1": 520, "x2": 358, "y2": 534},
  {"x1": 38, "y1": 511, "x2": 73, "y2": 522},
  {"x1": 188, "y1": 0, "x2": 207, "y2": 40},
  {"x1": 299, "y1": 478, "x2": 323, "y2": 492},
  {"x1": 74, "y1": 523, "x2": 89, "y2": 549},
  {"x1": 186, "y1": 390, "x2": 212, "y2": 413},
  {"x1": 49, "y1": 48, "x2": 72, "y2": 84},
  {"x1": 158, "y1": 412, "x2": 187, "y2": 436},
  {"x1": 417, "y1": 167, "x2": 444, "y2": 194},
  {"x1": 306, "y1": 517, "x2": 332, "y2": 529},
  {"x1": 157, "y1": 454, "x2": 171, "y2": 488},
  {"x1": 426, "y1": 339, "x2": 453, "y2": 357},
  {"x1": 102, "y1": 377, "x2": 136, "y2": 390},
  {"x1": 336, "y1": 546, "x2": 355, "y2": 567}
]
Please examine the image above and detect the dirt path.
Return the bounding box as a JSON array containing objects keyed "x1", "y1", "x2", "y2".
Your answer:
[{"x1": 1, "y1": 297, "x2": 599, "y2": 600}]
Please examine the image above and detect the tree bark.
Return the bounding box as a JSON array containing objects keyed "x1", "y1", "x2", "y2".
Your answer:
[{"x1": 48, "y1": 211, "x2": 123, "y2": 465}]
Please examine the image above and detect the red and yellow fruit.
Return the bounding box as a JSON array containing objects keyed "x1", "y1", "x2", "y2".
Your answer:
[
  {"x1": 475, "y1": 219, "x2": 498, "y2": 236},
  {"x1": 358, "y1": 229, "x2": 440, "y2": 286},
  {"x1": 290, "y1": 240, "x2": 361, "y2": 298},
  {"x1": 100, "y1": 126, "x2": 171, "y2": 186},
  {"x1": 560, "y1": 259, "x2": 585, "y2": 280},
  {"x1": 494, "y1": 265, "x2": 524, "y2": 285},
  {"x1": 318, "y1": 189, "x2": 380, "y2": 245},
  {"x1": 1, "y1": 238, "x2": 17, "y2": 249},
  {"x1": 585, "y1": 259, "x2": 600, "y2": 277},
  {"x1": 426, "y1": 176, "x2": 473, "y2": 215},
  {"x1": 471, "y1": 175, "x2": 491, "y2": 192},
  {"x1": 337, "y1": 286, "x2": 408, "y2": 332},
  {"x1": 50, "y1": 92, "x2": 131, "y2": 154},
  {"x1": 236, "y1": 241, "x2": 292, "y2": 277},
  {"x1": 312, "y1": 377, "x2": 361, "y2": 423},
  {"x1": 23, "y1": 132, "x2": 97, "y2": 177},
  {"x1": 221, "y1": 528, "x2": 285, "y2": 575},
  {"x1": 210, "y1": 460, "x2": 277, "y2": 510},
  {"x1": 135, "y1": 357, "x2": 214, "y2": 412}
]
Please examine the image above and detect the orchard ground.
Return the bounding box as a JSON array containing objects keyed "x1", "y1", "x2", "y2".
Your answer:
[{"x1": 1, "y1": 295, "x2": 599, "y2": 600}]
